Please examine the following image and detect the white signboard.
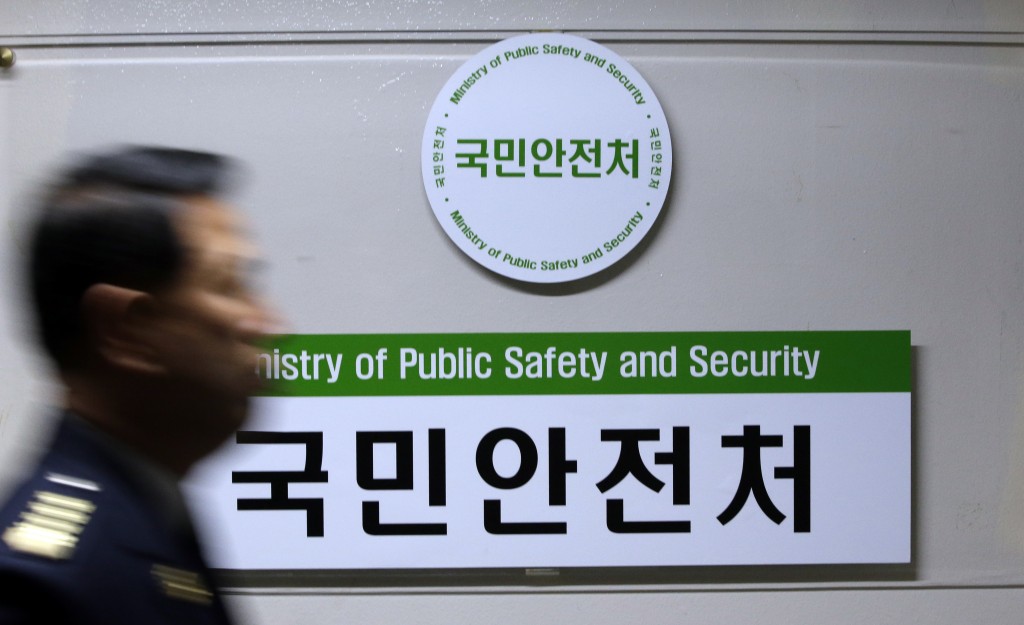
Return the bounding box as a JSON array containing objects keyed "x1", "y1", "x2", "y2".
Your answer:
[{"x1": 186, "y1": 331, "x2": 911, "y2": 570}]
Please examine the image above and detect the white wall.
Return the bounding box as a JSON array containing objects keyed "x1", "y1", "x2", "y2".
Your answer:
[{"x1": 2, "y1": 1, "x2": 1024, "y2": 622}]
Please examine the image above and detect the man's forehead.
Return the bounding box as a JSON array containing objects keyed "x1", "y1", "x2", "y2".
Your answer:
[{"x1": 175, "y1": 194, "x2": 243, "y2": 231}]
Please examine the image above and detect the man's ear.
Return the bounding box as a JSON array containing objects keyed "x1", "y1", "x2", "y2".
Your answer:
[{"x1": 80, "y1": 283, "x2": 166, "y2": 375}]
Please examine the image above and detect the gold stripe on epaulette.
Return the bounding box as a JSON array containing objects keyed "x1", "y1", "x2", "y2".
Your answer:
[
  {"x1": 27, "y1": 501, "x2": 91, "y2": 524},
  {"x1": 3, "y1": 522, "x2": 79, "y2": 559},
  {"x1": 152, "y1": 564, "x2": 214, "y2": 605},
  {"x1": 35, "y1": 491, "x2": 96, "y2": 513},
  {"x1": 18, "y1": 512, "x2": 81, "y2": 534},
  {"x1": 2, "y1": 490, "x2": 96, "y2": 560}
]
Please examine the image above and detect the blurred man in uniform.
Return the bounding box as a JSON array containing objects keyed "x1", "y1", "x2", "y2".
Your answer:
[{"x1": 0, "y1": 146, "x2": 274, "y2": 624}]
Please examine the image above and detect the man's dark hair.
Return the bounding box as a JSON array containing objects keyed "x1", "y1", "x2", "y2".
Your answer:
[{"x1": 28, "y1": 146, "x2": 232, "y2": 370}]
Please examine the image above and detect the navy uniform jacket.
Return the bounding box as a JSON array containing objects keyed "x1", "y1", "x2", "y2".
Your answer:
[{"x1": 0, "y1": 416, "x2": 235, "y2": 624}]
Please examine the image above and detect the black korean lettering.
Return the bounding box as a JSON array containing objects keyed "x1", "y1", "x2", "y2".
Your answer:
[
  {"x1": 357, "y1": 431, "x2": 412, "y2": 490},
  {"x1": 597, "y1": 427, "x2": 690, "y2": 533},
  {"x1": 774, "y1": 425, "x2": 811, "y2": 532},
  {"x1": 357, "y1": 429, "x2": 447, "y2": 536},
  {"x1": 476, "y1": 428, "x2": 536, "y2": 489},
  {"x1": 717, "y1": 425, "x2": 811, "y2": 532},
  {"x1": 476, "y1": 427, "x2": 573, "y2": 535},
  {"x1": 232, "y1": 431, "x2": 328, "y2": 537},
  {"x1": 548, "y1": 427, "x2": 577, "y2": 506}
]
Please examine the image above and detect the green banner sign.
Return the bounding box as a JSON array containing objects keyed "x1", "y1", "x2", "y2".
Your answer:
[{"x1": 257, "y1": 331, "x2": 910, "y2": 397}]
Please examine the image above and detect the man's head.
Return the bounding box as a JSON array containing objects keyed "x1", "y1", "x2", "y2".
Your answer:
[{"x1": 27, "y1": 146, "x2": 272, "y2": 471}]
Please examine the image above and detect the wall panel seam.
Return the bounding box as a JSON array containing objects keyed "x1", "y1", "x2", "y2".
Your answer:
[{"x1": 2, "y1": 30, "x2": 1024, "y2": 49}]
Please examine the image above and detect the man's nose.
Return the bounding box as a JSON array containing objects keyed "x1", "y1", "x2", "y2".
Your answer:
[{"x1": 238, "y1": 300, "x2": 286, "y2": 342}]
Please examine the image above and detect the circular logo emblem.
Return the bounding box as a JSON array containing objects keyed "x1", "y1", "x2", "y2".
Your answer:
[{"x1": 422, "y1": 33, "x2": 672, "y2": 283}]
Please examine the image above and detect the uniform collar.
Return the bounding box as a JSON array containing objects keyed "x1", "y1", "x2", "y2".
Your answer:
[{"x1": 62, "y1": 412, "x2": 194, "y2": 538}]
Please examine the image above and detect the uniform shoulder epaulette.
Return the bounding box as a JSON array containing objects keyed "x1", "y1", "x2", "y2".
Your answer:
[{"x1": 2, "y1": 472, "x2": 101, "y2": 560}]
